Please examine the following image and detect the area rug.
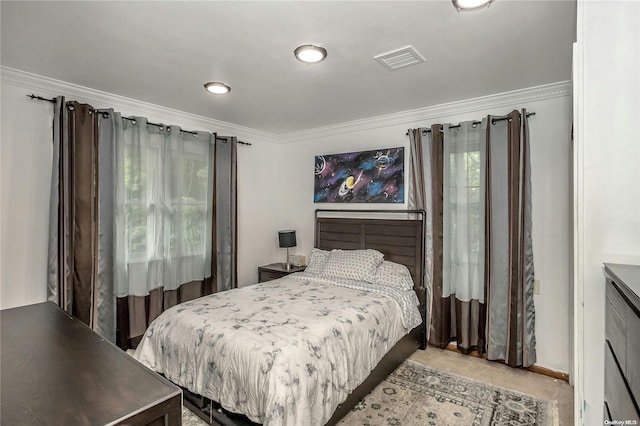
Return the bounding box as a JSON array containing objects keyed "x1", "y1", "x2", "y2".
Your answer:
[
  {"x1": 181, "y1": 359, "x2": 558, "y2": 425},
  {"x1": 338, "y1": 359, "x2": 558, "y2": 426}
]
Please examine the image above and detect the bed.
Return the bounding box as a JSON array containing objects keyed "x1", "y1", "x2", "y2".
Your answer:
[{"x1": 133, "y1": 209, "x2": 427, "y2": 425}]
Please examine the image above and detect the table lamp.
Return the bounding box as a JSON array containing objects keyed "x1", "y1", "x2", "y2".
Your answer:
[{"x1": 278, "y1": 230, "x2": 296, "y2": 271}]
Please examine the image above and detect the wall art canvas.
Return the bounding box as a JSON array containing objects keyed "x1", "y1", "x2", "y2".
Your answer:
[{"x1": 314, "y1": 147, "x2": 404, "y2": 203}]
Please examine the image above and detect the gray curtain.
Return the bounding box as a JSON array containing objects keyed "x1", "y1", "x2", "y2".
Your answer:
[
  {"x1": 215, "y1": 136, "x2": 238, "y2": 292},
  {"x1": 47, "y1": 96, "x2": 68, "y2": 310},
  {"x1": 95, "y1": 109, "x2": 116, "y2": 340},
  {"x1": 408, "y1": 110, "x2": 535, "y2": 367},
  {"x1": 408, "y1": 126, "x2": 435, "y2": 346},
  {"x1": 485, "y1": 110, "x2": 536, "y2": 367},
  {"x1": 47, "y1": 99, "x2": 116, "y2": 342}
]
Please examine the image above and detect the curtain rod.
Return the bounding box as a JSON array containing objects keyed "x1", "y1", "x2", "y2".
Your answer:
[
  {"x1": 119, "y1": 116, "x2": 252, "y2": 145},
  {"x1": 405, "y1": 112, "x2": 536, "y2": 136},
  {"x1": 28, "y1": 94, "x2": 56, "y2": 103},
  {"x1": 26, "y1": 93, "x2": 251, "y2": 145}
]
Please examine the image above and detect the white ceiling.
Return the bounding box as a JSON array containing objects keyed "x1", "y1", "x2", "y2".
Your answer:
[{"x1": 0, "y1": 1, "x2": 576, "y2": 134}]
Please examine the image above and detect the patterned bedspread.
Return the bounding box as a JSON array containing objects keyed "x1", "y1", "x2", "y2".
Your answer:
[{"x1": 134, "y1": 273, "x2": 421, "y2": 426}]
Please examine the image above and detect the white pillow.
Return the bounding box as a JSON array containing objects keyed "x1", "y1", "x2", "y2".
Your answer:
[
  {"x1": 305, "y1": 248, "x2": 330, "y2": 275},
  {"x1": 373, "y1": 260, "x2": 415, "y2": 290},
  {"x1": 322, "y1": 249, "x2": 384, "y2": 283}
]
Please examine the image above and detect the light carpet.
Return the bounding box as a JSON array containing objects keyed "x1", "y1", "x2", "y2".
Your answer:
[{"x1": 182, "y1": 359, "x2": 558, "y2": 425}]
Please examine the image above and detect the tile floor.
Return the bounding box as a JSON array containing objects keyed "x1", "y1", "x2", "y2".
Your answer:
[{"x1": 409, "y1": 347, "x2": 575, "y2": 425}]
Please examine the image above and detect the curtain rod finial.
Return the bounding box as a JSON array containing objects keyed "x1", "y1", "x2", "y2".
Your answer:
[{"x1": 27, "y1": 93, "x2": 56, "y2": 103}]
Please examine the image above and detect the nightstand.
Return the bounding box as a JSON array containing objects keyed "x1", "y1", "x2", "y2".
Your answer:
[{"x1": 258, "y1": 263, "x2": 306, "y2": 283}]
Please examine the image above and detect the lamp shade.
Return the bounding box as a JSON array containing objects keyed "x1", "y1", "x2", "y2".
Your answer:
[{"x1": 278, "y1": 230, "x2": 296, "y2": 248}]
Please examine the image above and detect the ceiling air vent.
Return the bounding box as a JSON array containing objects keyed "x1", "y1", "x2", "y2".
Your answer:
[{"x1": 374, "y1": 46, "x2": 425, "y2": 71}]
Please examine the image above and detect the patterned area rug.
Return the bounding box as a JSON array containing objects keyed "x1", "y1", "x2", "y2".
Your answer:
[
  {"x1": 183, "y1": 407, "x2": 209, "y2": 426},
  {"x1": 339, "y1": 359, "x2": 558, "y2": 426},
  {"x1": 181, "y1": 359, "x2": 558, "y2": 426}
]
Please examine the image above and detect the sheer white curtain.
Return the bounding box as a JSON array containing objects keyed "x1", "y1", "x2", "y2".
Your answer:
[
  {"x1": 442, "y1": 120, "x2": 487, "y2": 303},
  {"x1": 114, "y1": 116, "x2": 214, "y2": 298}
]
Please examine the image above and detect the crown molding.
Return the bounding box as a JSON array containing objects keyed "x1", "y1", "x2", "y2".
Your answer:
[
  {"x1": 278, "y1": 80, "x2": 571, "y2": 143},
  {"x1": 1, "y1": 66, "x2": 278, "y2": 143},
  {"x1": 2, "y1": 66, "x2": 570, "y2": 144}
]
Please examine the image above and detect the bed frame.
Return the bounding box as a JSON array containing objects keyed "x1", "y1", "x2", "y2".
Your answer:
[{"x1": 183, "y1": 209, "x2": 427, "y2": 426}]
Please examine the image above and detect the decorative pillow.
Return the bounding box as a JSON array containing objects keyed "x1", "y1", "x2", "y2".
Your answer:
[
  {"x1": 304, "y1": 248, "x2": 330, "y2": 275},
  {"x1": 321, "y1": 249, "x2": 384, "y2": 283},
  {"x1": 373, "y1": 260, "x2": 415, "y2": 290}
]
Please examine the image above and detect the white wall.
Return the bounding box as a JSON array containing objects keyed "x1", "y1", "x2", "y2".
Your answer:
[
  {"x1": 276, "y1": 83, "x2": 573, "y2": 374},
  {"x1": 0, "y1": 83, "x2": 53, "y2": 308},
  {"x1": 0, "y1": 68, "x2": 282, "y2": 309},
  {"x1": 574, "y1": 1, "x2": 640, "y2": 423}
]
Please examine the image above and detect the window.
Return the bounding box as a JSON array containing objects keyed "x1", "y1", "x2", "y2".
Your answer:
[
  {"x1": 442, "y1": 125, "x2": 486, "y2": 302},
  {"x1": 448, "y1": 146, "x2": 482, "y2": 259},
  {"x1": 117, "y1": 122, "x2": 213, "y2": 293},
  {"x1": 169, "y1": 155, "x2": 209, "y2": 256}
]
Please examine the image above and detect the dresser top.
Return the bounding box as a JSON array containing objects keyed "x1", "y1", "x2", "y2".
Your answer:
[
  {"x1": 1, "y1": 302, "x2": 181, "y2": 425},
  {"x1": 259, "y1": 262, "x2": 306, "y2": 273},
  {"x1": 604, "y1": 263, "x2": 640, "y2": 303}
]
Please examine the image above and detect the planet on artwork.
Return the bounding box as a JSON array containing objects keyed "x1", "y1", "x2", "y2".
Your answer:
[
  {"x1": 338, "y1": 170, "x2": 363, "y2": 197},
  {"x1": 374, "y1": 152, "x2": 391, "y2": 171},
  {"x1": 314, "y1": 156, "x2": 326, "y2": 175}
]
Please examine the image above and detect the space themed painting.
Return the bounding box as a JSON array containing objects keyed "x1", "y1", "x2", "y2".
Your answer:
[{"x1": 314, "y1": 147, "x2": 404, "y2": 203}]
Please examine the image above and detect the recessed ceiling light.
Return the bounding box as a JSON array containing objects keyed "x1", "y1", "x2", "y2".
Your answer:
[
  {"x1": 452, "y1": 0, "x2": 494, "y2": 11},
  {"x1": 294, "y1": 44, "x2": 327, "y2": 64},
  {"x1": 204, "y1": 82, "x2": 231, "y2": 95}
]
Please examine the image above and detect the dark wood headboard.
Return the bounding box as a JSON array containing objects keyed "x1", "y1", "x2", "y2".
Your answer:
[{"x1": 314, "y1": 209, "x2": 426, "y2": 306}]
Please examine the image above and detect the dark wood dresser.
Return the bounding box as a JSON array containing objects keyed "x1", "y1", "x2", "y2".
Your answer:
[
  {"x1": 0, "y1": 302, "x2": 182, "y2": 425},
  {"x1": 604, "y1": 263, "x2": 640, "y2": 422},
  {"x1": 258, "y1": 262, "x2": 306, "y2": 282}
]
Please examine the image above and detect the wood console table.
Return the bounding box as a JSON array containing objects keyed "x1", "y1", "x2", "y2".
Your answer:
[{"x1": 0, "y1": 302, "x2": 182, "y2": 425}]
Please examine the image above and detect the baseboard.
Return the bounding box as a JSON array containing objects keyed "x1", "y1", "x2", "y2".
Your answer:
[
  {"x1": 525, "y1": 364, "x2": 570, "y2": 383},
  {"x1": 442, "y1": 343, "x2": 570, "y2": 383}
]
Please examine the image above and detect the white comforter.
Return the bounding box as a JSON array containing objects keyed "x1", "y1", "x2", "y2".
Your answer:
[{"x1": 134, "y1": 273, "x2": 421, "y2": 426}]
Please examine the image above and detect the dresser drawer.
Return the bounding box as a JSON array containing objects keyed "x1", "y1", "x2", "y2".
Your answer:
[
  {"x1": 627, "y1": 308, "x2": 640, "y2": 405},
  {"x1": 605, "y1": 342, "x2": 639, "y2": 422},
  {"x1": 259, "y1": 270, "x2": 286, "y2": 282},
  {"x1": 606, "y1": 280, "x2": 627, "y2": 372}
]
